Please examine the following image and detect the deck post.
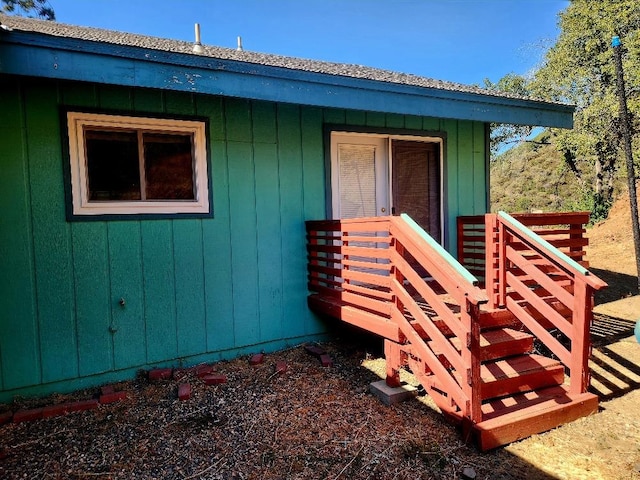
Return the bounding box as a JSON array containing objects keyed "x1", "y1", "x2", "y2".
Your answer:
[
  {"x1": 497, "y1": 218, "x2": 508, "y2": 308},
  {"x1": 570, "y1": 277, "x2": 592, "y2": 394},
  {"x1": 384, "y1": 340, "x2": 403, "y2": 388},
  {"x1": 461, "y1": 299, "x2": 482, "y2": 422},
  {"x1": 484, "y1": 214, "x2": 498, "y2": 309}
]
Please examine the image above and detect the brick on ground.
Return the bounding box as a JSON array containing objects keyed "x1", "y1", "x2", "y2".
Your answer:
[
  {"x1": 42, "y1": 404, "x2": 70, "y2": 418},
  {"x1": 148, "y1": 368, "x2": 173, "y2": 381},
  {"x1": 67, "y1": 399, "x2": 99, "y2": 412},
  {"x1": 99, "y1": 391, "x2": 127, "y2": 404},
  {"x1": 178, "y1": 383, "x2": 191, "y2": 400},
  {"x1": 0, "y1": 411, "x2": 13, "y2": 425},
  {"x1": 276, "y1": 361, "x2": 288, "y2": 374},
  {"x1": 13, "y1": 408, "x2": 43, "y2": 423},
  {"x1": 201, "y1": 373, "x2": 227, "y2": 385},
  {"x1": 195, "y1": 364, "x2": 214, "y2": 377},
  {"x1": 320, "y1": 354, "x2": 334, "y2": 367},
  {"x1": 304, "y1": 344, "x2": 326, "y2": 357},
  {"x1": 249, "y1": 353, "x2": 265, "y2": 365},
  {"x1": 101, "y1": 384, "x2": 115, "y2": 396}
]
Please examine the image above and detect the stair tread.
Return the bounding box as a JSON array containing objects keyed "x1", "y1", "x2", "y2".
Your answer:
[
  {"x1": 480, "y1": 328, "x2": 532, "y2": 346},
  {"x1": 473, "y1": 387, "x2": 599, "y2": 450},
  {"x1": 481, "y1": 385, "x2": 573, "y2": 420},
  {"x1": 481, "y1": 354, "x2": 562, "y2": 383}
]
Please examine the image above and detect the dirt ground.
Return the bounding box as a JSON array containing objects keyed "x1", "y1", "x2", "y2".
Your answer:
[{"x1": 1, "y1": 195, "x2": 639, "y2": 479}]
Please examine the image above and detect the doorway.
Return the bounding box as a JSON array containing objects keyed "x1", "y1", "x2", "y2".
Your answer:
[{"x1": 330, "y1": 132, "x2": 442, "y2": 242}]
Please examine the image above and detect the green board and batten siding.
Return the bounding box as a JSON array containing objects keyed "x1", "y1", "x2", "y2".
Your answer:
[{"x1": 0, "y1": 76, "x2": 488, "y2": 400}]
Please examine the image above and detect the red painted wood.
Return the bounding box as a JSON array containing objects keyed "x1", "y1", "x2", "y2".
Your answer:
[
  {"x1": 340, "y1": 290, "x2": 391, "y2": 316},
  {"x1": 390, "y1": 220, "x2": 487, "y2": 305},
  {"x1": 475, "y1": 389, "x2": 598, "y2": 451},
  {"x1": 384, "y1": 340, "x2": 402, "y2": 387},
  {"x1": 390, "y1": 250, "x2": 466, "y2": 341},
  {"x1": 392, "y1": 278, "x2": 466, "y2": 375},
  {"x1": 390, "y1": 308, "x2": 469, "y2": 414},
  {"x1": 505, "y1": 271, "x2": 572, "y2": 338},
  {"x1": 461, "y1": 300, "x2": 482, "y2": 423},
  {"x1": 342, "y1": 282, "x2": 393, "y2": 301},
  {"x1": 307, "y1": 295, "x2": 401, "y2": 342},
  {"x1": 343, "y1": 258, "x2": 392, "y2": 271},
  {"x1": 506, "y1": 297, "x2": 571, "y2": 367},
  {"x1": 342, "y1": 269, "x2": 390, "y2": 288},
  {"x1": 513, "y1": 211, "x2": 590, "y2": 226},
  {"x1": 570, "y1": 277, "x2": 591, "y2": 394},
  {"x1": 479, "y1": 354, "x2": 564, "y2": 400},
  {"x1": 485, "y1": 214, "x2": 498, "y2": 309},
  {"x1": 307, "y1": 213, "x2": 602, "y2": 449},
  {"x1": 342, "y1": 235, "x2": 392, "y2": 244},
  {"x1": 448, "y1": 327, "x2": 534, "y2": 362}
]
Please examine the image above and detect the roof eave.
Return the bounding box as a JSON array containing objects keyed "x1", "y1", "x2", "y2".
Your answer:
[{"x1": 0, "y1": 30, "x2": 574, "y2": 128}]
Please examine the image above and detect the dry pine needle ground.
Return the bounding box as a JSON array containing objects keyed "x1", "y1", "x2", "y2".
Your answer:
[{"x1": 1, "y1": 336, "x2": 547, "y2": 480}]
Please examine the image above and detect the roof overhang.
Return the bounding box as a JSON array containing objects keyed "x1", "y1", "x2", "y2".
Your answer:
[{"x1": 0, "y1": 30, "x2": 574, "y2": 128}]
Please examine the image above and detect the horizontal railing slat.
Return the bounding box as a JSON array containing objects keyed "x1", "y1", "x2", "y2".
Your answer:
[
  {"x1": 505, "y1": 245, "x2": 574, "y2": 310},
  {"x1": 506, "y1": 297, "x2": 571, "y2": 366},
  {"x1": 505, "y1": 271, "x2": 573, "y2": 339}
]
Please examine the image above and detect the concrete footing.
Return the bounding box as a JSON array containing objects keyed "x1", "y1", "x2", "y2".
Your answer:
[{"x1": 370, "y1": 380, "x2": 418, "y2": 406}]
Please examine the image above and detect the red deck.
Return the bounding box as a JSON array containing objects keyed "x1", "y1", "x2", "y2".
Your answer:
[{"x1": 306, "y1": 212, "x2": 606, "y2": 450}]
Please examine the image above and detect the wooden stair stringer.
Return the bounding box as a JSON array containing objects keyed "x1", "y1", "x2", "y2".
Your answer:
[
  {"x1": 390, "y1": 308, "x2": 470, "y2": 416},
  {"x1": 402, "y1": 344, "x2": 465, "y2": 421}
]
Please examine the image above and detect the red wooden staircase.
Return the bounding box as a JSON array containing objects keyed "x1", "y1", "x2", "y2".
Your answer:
[{"x1": 306, "y1": 212, "x2": 606, "y2": 450}]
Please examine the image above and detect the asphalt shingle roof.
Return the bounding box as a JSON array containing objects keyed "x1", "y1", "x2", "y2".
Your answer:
[{"x1": 0, "y1": 14, "x2": 532, "y2": 102}]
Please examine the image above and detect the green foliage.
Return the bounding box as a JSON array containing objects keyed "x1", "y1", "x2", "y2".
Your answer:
[
  {"x1": 491, "y1": 132, "x2": 588, "y2": 214},
  {"x1": 563, "y1": 187, "x2": 612, "y2": 224},
  {"x1": 530, "y1": 0, "x2": 640, "y2": 207},
  {"x1": 1, "y1": 0, "x2": 55, "y2": 20},
  {"x1": 489, "y1": 0, "x2": 640, "y2": 220},
  {"x1": 484, "y1": 74, "x2": 534, "y2": 155}
]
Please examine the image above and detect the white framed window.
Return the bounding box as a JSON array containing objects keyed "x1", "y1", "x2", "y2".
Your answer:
[{"x1": 67, "y1": 112, "x2": 210, "y2": 216}]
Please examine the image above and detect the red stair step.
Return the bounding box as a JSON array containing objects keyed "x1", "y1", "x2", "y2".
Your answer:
[
  {"x1": 427, "y1": 328, "x2": 534, "y2": 367},
  {"x1": 478, "y1": 328, "x2": 534, "y2": 361},
  {"x1": 479, "y1": 354, "x2": 564, "y2": 400},
  {"x1": 478, "y1": 308, "x2": 522, "y2": 329},
  {"x1": 473, "y1": 386, "x2": 598, "y2": 451}
]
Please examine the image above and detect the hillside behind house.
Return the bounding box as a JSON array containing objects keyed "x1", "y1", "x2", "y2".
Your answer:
[{"x1": 490, "y1": 133, "x2": 586, "y2": 214}]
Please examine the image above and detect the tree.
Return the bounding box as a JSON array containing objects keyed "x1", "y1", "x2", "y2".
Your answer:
[
  {"x1": 529, "y1": 0, "x2": 640, "y2": 218},
  {"x1": 484, "y1": 74, "x2": 536, "y2": 156},
  {"x1": 1, "y1": 0, "x2": 55, "y2": 20}
]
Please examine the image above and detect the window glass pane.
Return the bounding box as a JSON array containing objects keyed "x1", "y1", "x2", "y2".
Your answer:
[
  {"x1": 143, "y1": 133, "x2": 195, "y2": 200},
  {"x1": 338, "y1": 144, "x2": 377, "y2": 218},
  {"x1": 85, "y1": 129, "x2": 141, "y2": 201}
]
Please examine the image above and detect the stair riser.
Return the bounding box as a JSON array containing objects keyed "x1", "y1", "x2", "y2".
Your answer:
[
  {"x1": 481, "y1": 337, "x2": 534, "y2": 362},
  {"x1": 481, "y1": 366, "x2": 565, "y2": 400}
]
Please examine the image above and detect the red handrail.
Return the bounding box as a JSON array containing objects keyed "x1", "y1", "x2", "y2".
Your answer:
[
  {"x1": 489, "y1": 212, "x2": 607, "y2": 395},
  {"x1": 306, "y1": 215, "x2": 486, "y2": 421}
]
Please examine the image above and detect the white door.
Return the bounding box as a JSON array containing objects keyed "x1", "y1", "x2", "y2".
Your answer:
[{"x1": 331, "y1": 134, "x2": 389, "y2": 219}]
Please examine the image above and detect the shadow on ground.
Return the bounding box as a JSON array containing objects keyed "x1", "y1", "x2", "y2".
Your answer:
[
  {"x1": 329, "y1": 323, "x2": 562, "y2": 479},
  {"x1": 591, "y1": 268, "x2": 638, "y2": 304}
]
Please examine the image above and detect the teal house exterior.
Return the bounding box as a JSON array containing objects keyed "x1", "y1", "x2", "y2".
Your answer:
[{"x1": 0, "y1": 15, "x2": 574, "y2": 402}]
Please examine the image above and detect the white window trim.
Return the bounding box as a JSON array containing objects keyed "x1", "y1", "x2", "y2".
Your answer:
[{"x1": 67, "y1": 112, "x2": 210, "y2": 216}]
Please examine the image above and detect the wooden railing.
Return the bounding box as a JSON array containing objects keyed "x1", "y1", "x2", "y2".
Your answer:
[
  {"x1": 488, "y1": 211, "x2": 607, "y2": 394},
  {"x1": 458, "y1": 211, "x2": 591, "y2": 292},
  {"x1": 306, "y1": 215, "x2": 487, "y2": 421}
]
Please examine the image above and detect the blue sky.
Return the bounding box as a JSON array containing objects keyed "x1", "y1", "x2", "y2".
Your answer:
[{"x1": 48, "y1": 0, "x2": 569, "y2": 86}]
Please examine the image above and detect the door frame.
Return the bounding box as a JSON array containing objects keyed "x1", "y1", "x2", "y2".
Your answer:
[{"x1": 327, "y1": 128, "x2": 445, "y2": 243}]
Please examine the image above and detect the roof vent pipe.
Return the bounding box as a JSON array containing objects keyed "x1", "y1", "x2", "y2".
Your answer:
[
  {"x1": 193, "y1": 23, "x2": 204, "y2": 54},
  {"x1": 237, "y1": 36, "x2": 243, "y2": 52}
]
